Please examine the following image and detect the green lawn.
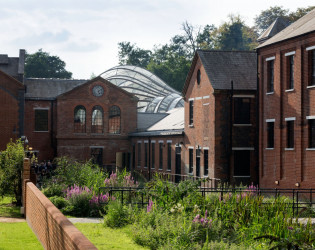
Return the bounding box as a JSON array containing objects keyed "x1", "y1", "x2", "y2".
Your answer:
[
  {"x1": 0, "y1": 196, "x2": 22, "y2": 218},
  {"x1": 0, "y1": 222, "x2": 43, "y2": 250},
  {"x1": 74, "y1": 223, "x2": 148, "y2": 249}
]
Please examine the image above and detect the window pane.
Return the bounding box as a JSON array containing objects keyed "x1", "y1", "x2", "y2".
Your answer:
[
  {"x1": 234, "y1": 98, "x2": 250, "y2": 124},
  {"x1": 151, "y1": 143, "x2": 155, "y2": 169},
  {"x1": 91, "y1": 106, "x2": 103, "y2": 133},
  {"x1": 189, "y1": 149, "x2": 193, "y2": 173},
  {"x1": 196, "y1": 149, "x2": 200, "y2": 177},
  {"x1": 268, "y1": 60, "x2": 274, "y2": 92},
  {"x1": 109, "y1": 106, "x2": 121, "y2": 134},
  {"x1": 267, "y1": 122, "x2": 274, "y2": 148},
  {"x1": 137, "y1": 143, "x2": 141, "y2": 166},
  {"x1": 287, "y1": 121, "x2": 294, "y2": 148},
  {"x1": 167, "y1": 143, "x2": 171, "y2": 171},
  {"x1": 204, "y1": 149, "x2": 208, "y2": 176},
  {"x1": 234, "y1": 150, "x2": 250, "y2": 176},
  {"x1": 312, "y1": 51, "x2": 315, "y2": 86},
  {"x1": 288, "y1": 55, "x2": 294, "y2": 89},
  {"x1": 144, "y1": 143, "x2": 148, "y2": 168},
  {"x1": 309, "y1": 120, "x2": 315, "y2": 148},
  {"x1": 159, "y1": 143, "x2": 163, "y2": 170},
  {"x1": 74, "y1": 106, "x2": 86, "y2": 133},
  {"x1": 35, "y1": 110, "x2": 48, "y2": 131},
  {"x1": 189, "y1": 100, "x2": 194, "y2": 125}
]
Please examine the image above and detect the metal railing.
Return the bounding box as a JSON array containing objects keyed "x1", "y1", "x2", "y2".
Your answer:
[{"x1": 98, "y1": 186, "x2": 314, "y2": 217}]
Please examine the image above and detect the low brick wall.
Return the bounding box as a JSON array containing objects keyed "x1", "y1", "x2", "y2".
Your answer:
[{"x1": 24, "y1": 181, "x2": 97, "y2": 250}]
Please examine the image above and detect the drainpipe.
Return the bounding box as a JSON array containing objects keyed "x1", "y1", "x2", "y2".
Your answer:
[{"x1": 256, "y1": 53, "x2": 259, "y2": 185}]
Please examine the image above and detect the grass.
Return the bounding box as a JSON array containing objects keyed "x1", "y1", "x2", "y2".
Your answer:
[
  {"x1": 0, "y1": 222, "x2": 43, "y2": 250},
  {"x1": 74, "y1": 223, "x2": 148, "y2": 249},
  {"x1": 0, "y1": 196, "x2": 22, "y2": 218}
]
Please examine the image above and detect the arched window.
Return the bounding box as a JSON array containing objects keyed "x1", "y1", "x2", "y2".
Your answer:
[
  {"x1": 91, "y1": 106, "x2": 103, "y2": 133},
  {"x1": 74, "y1": 105, "x2": 86, "y2": 133},
  {"x1": 109, "y1": 105, "x2": 121, "y2": 134}
]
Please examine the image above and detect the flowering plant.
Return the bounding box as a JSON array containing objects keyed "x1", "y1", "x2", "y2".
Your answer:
[{"x1": 193, "y1": 210, "x2": 212, "y2": 228}]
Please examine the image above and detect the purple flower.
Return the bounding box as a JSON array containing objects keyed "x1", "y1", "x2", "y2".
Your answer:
[{"x1": 147, "y1": 199, "x2": 153, "y2": 213}]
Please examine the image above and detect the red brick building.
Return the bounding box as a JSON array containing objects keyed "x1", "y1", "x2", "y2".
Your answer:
[
  {"x1": 182, "y1": 50, "x2": 258, "y2": 185},
  {"x1": 257, "y1": 9, "x2": 315, "y2": 189},
  {"x1": 0, "y1": 50, "x2": 25, "y2": 150}
]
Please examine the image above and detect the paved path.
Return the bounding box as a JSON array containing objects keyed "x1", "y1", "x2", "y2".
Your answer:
[
  {"x1": 68, "y1": 217, "x2": 103, "y2": 223},
  {"x1": 0, "y1": 217, "x2": 25, "y2": 222}
]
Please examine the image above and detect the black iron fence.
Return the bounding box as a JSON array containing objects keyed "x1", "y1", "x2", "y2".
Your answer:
[{"x1": 98, "y1": 186, "x2": 315, "y2": 217}]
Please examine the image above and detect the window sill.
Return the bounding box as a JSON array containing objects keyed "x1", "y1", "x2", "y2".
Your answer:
[
  {"x1": 307, "y1": 85, "x2": 315, "y2": 89},
  {"x1": 203, "y1": 175, "x2": 209, "y2": 177},
  {"x1": 266, "y1": 92, "x2": 274, "y2": 95},
  {"x1": 285, "y1": 89, "x2": 294, "y2": 92},
  {"x1": 265, "y1": 148, "x2": 274, "y2": 150},
  {"x1": 189, "y1": 124, "x2": 194, "y2": 128},
  {"x1": 233, "y1": 124, "x2": 252, "y2": 127},
  {"x1": 285, "y1": 148, "x2": 294, "y2": 151},
  {"x1": 166, "y1": 169, "x2": 171, "y2": 172},
  {"x1": 34, "y1": 131, "x2": 49, "y2": 133},
  {"x1": 306, "y1": 148, "x2": 315, "y2": 151}
]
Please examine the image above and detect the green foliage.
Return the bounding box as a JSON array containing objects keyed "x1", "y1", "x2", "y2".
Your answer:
[
  {"x1": 49, "y1": 196, "x2": 69, "y2": 209},
  {"x1": 104, "y1": 200, "x2": 134, "y2": 228},
  {"x1": 44, "y1": 156, "x2": 105, "y2": 190},
  {"x1": 25, "y1": 49, "x2": 72, "y2": 79},
  {"x1": 42, "y1": 182, "x2": 65, "y2": 197},
  {"x1": 0, "y1": 196, "x2": 23, "y2": 218},
  {"x1": 66, "y1": 190, "x2": 92, "y2": 217},
  {"x1": 0, "y1": 140, "x2": 25, "y2": 205}
]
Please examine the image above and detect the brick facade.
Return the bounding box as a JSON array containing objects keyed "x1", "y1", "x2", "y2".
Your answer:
[
  {"x1": 258, "y1": 32, "x2": 315, "y2": 189},
  {"x1": 0, "y1": 70, "x2": 24, "y2": 151}
]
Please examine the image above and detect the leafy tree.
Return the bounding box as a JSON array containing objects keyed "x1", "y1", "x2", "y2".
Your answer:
[
  {"x1": 214, "y1": 15, "x2": 258, "y2": 51},
  {"x1": 25, "y1": 49, "x2": 72, "y2": 79},
  {"x1": 118, "y1": 42, "x2": 152, "y2": 68},
  {"x1": 0, "y1": 140, "x2": 25, "y2": 205},
  {"x1": 289, "y1": 6, "x2": 315, "y2": 22}
]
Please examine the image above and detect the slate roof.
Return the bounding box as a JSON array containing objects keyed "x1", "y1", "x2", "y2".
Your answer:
[
  {"x1": 183, "y1": 50, "x2": 257, "y2": 94},
  {"x1": 257, "y1": 17, "x2": 290, "y2": 43},
  {"x1": 257, "y1": 8, "x2": 315, "y2": 48},
  {"x1": 0, "y1": 49, "x2": 25, "y2": 82},
  {"x1": 25, "y1": 78, "x2": 87, "y2": 99},
  {"x1": 137, "y1": 113, "x2": 168, "y2": 131}
]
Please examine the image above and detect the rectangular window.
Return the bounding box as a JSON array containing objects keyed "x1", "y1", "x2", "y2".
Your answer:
[
  {"x1": 234, "y1": 150, "x2": 250, "y2": 176},
  {"x1": 311, "y1": 50, "x2": 315, "y2": 86},
  {"x1": 35, "y1": 109, "x2": 48, "y2": 131},
  {"x1": 196, "y1": 149, "x2": 200, "y2": 177},
  {"x1": 234, "y1": 98, "x2": 250, "y2": 124},
  {"x1": 159, "y1": 142, "x2": 163, "y2": 170},
  {"x1": 204, "y1": 149, "x2": 208, "y2": 176},
  {"x1": 151, "y1": 142, "x2": 155, "y2": 169},
  {"x1": 189, "y1": 148, "x2": 193, "y2": 173},
  {"x1": 267, "y1": 60, "x2": 274, "y2": 93},
  {"x1": 309, "y1": 119, "x2": 315, "y2": 148},
  {"x1": 144, "y1": 143, "x2": 148, "y2": 168},
  {"x1": 267, "y1": 122, "x2": 274, "y2": 148},
  {"x1": 137, "y1": 143, "x2": 141, "y2": 167},
  {"x1": 286, "y1": 120, "x2": 294, "y2": 148},
  {"x1": 167, "y1": 143, "x2": 171, "y2": 171},
  {"x1": 189, "y1": 100, "x2": 194, "y2": 125},
  {"x1": 288, "y1": 55, "x2": 294, "y2": 89}
]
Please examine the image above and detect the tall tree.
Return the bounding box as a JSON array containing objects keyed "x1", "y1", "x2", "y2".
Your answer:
[
  {"x1": 118, "y1": 42, "x2": 152, "y2": 68},
  {"x1": 25, "y1": 49, "x2": 72, "y2": 79},
  {"x1": 214, "y1": 15, "x2": 258, "y2": 51}
]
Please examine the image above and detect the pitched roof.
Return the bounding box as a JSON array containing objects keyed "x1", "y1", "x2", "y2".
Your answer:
[
  {"x1": 136, "y1": 112, "x2": 168, "y2": 131},
  {"x1": 25, "y1": 78, "x2": 87, "y2": 99},
  {"x1": 257, "y1": 17, "x2": 290, "y2": 43},
  {"x1": 183, "y1": 50, "x2": 257, "y2": 95},
  {"x1": 257, "y1": 8, "x2": 315, "y2": 48}
]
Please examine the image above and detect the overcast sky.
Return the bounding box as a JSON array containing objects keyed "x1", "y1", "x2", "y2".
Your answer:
[{"x1": 1, "y1": 0, "x2": 314, "y2": 79}]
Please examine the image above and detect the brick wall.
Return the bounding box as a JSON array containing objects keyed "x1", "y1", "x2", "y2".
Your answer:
[
  {"x1": 22, "y1": 159, "x2": 96, "y2": 250},
  {"x1": 0, "y1": 71, "x2": 24, "y2": 150},
  {"x1": 258, "y1": 31, "x2": 315, "y2": 189}
]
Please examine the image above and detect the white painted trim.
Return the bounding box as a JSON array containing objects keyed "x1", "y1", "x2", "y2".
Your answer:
[
  {"x1": 137, "y1": 140, "x2": 142, "y2": 143},
  {"x1": 285, "y1": 89, "x2": 294, "y2": 92},
  {"x1": 285, "y1": 148, "x2": 294, "y2": 151},
  {"x1": 203, "y1": 95, "x2": 210, "y2": 99},
  {"x1": 233, "y1": 94, "x2": 255, "y2": 98},
  {"x1": 233, "y1": 176, "x2": 250, "y2": 178},
  {"x1": 195, "y1": 97, "x2": 202, "y2": 100},
  {"x1": 203, "y1": 147, "x2": 209, "y2": 150},
  {"x1": 233, "y1": 124, "x2": 252, "y2": 127},
  {"x1": 285, "y1": 51, "x2": 295, "y2": 56},
  {"x1": 232, "y1": 147, "x2": 254, "y2": 151},
  {"x1": 285, "y1": 117, "x2": 296, "y2": 121},
  {"x1": 158, "y1": 140, "x2": 164, "y2": 143},
  {"x1": 188, "y1": 98, "x2": 194, "y2": 101},
  {"x1": 266, "y1": 56, "x2": 275, "y2": 61},
  {"x1": 144, "y1": 140, "x2": 148, "y2": 143},
  {"x1": 306, "y1": 45, "x2": 315, "y2": 51},
  {"x1": 266, "y1": 119, "x2": 275, "y2": 122},
  {"x1": 34, "y1": 130, "x2": 49, "y2": 133},
  {"x1": 306, "y1": 148, "x2": 315, "y2": 151},
  {"x1": 307, "y1": 85, "x2": 315, "y2": 89},
  {"x1": 203, "y1": 103, "x2": 209, "y2": 106},
  {"x1": 167, "y1": 140, "x2": 172, "y2": 143},
  {"x1": 265, "y1": 148, "x2": 274, "y2": 150},
  {"x1": 188, "y1": 146, "x2": 194, "y2": 149},
  {"x1": 306, "y1": 116, "x2": 315, "y2": 120},
  {"x1": 34, "y1": 107, "x2": 49, "y2": 110},
  {"x1": 151, "y1": 140, "x2": 156, "y2": 143},
  {"x1": 266, "y1": 92, "x2": 274, "y2": 95},
  {"x1": 89, "y1": 146, "x2": 105, "y2": 149}
]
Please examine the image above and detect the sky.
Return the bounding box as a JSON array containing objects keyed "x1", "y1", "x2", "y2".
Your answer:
[{"x1": 1, "y1": 0, "x2": 314, "y2": 79}]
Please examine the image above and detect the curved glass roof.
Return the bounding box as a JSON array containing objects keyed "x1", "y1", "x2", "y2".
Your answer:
[{"x1": 100, "y1": 65, "x2": 184, "y2": 113}]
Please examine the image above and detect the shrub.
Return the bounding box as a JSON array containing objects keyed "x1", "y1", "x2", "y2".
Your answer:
[
  {"x1": 104, "y1": 200, "x2": 133, "y2": 228},
  {"x1": 49, "y1": 196, "x2": 69, "y2": 209},
  {"x1": 64, "y1": 185, "x2": 92, "y2": 217}
]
